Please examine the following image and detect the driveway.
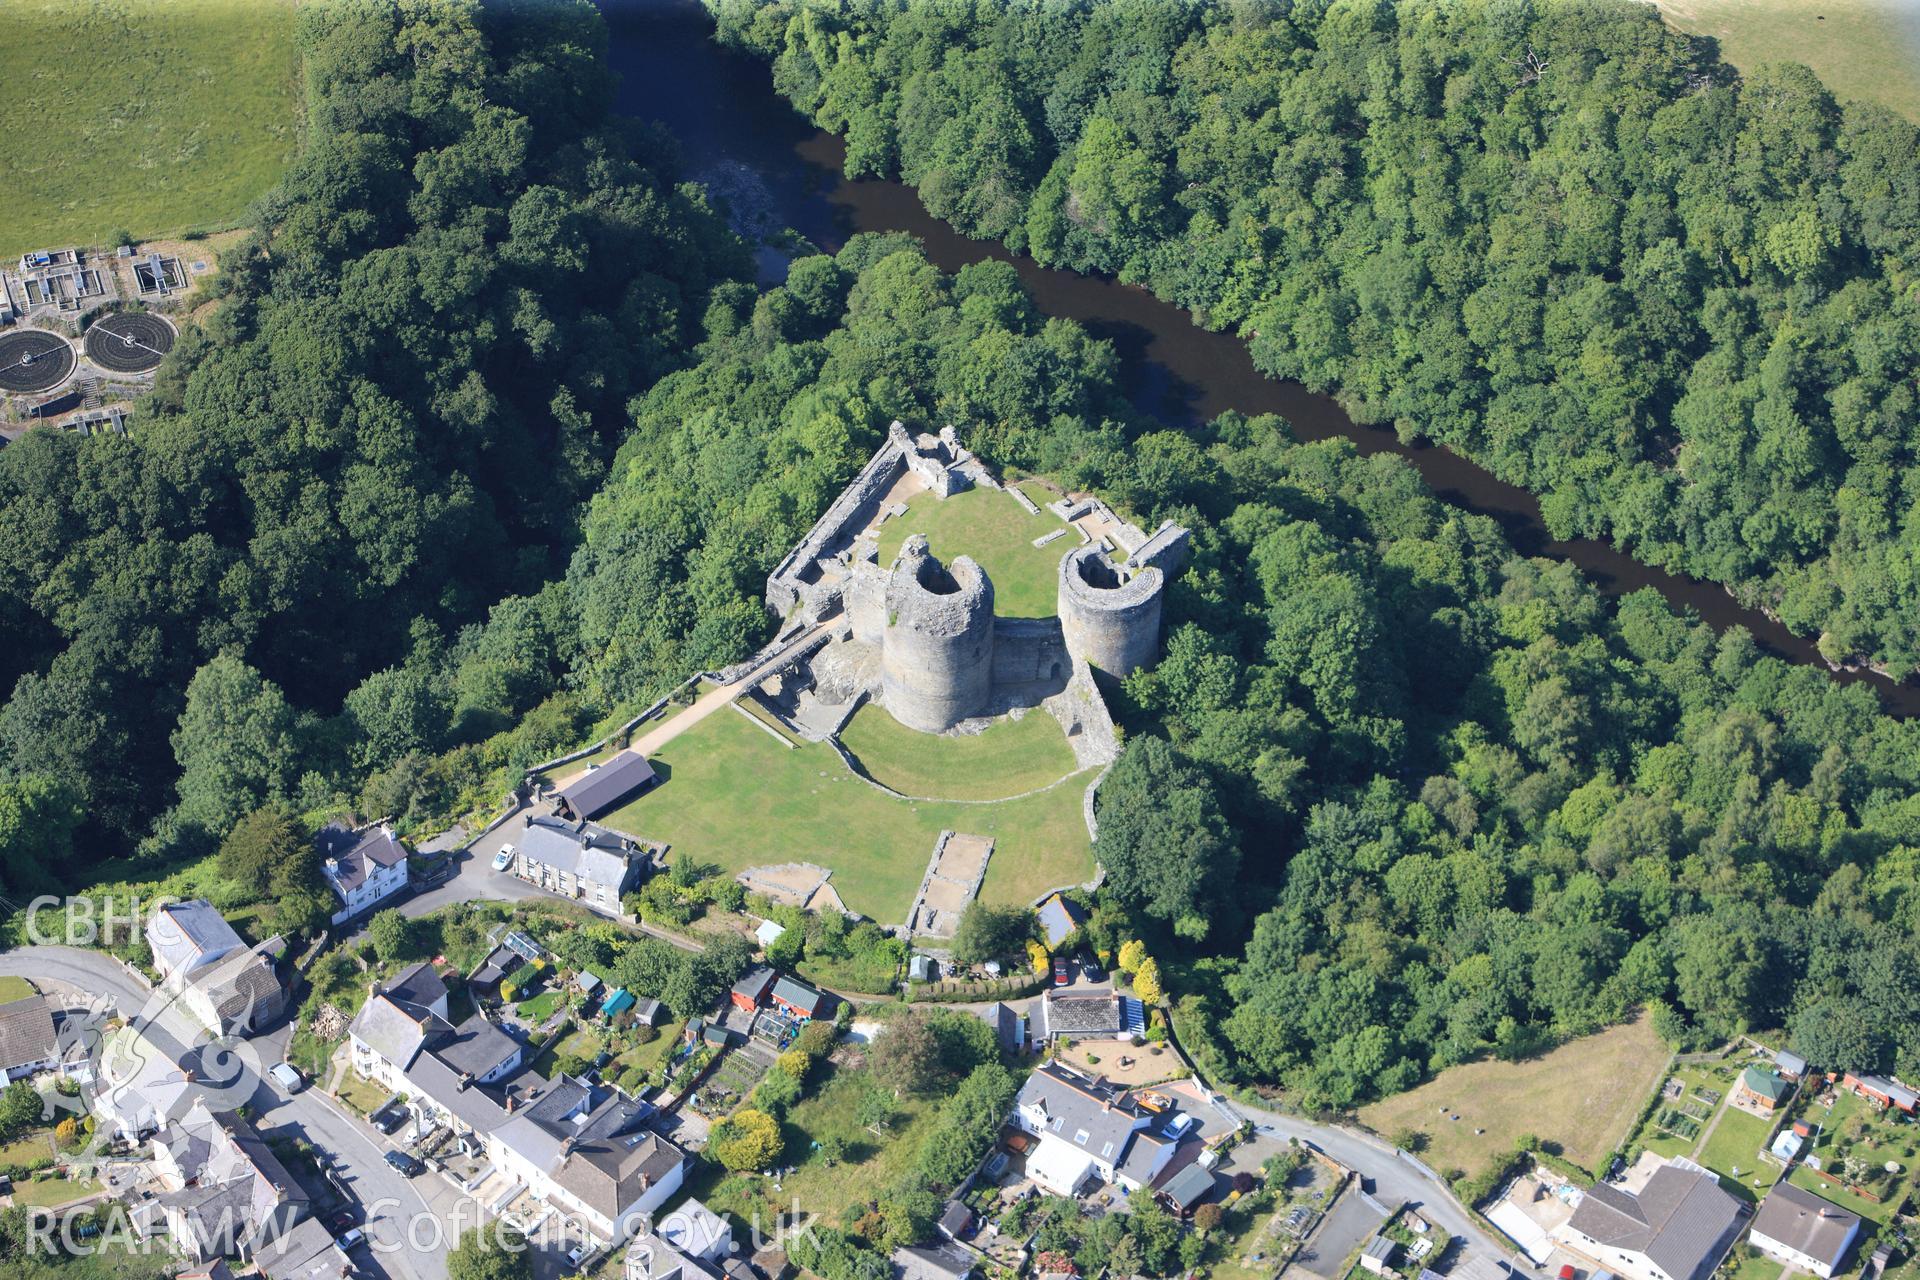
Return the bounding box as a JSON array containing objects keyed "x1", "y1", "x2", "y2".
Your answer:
[
  {"x1": 400, "y1": 810, "x2": 548, "y2": 919},
  {"x1": 0, "y1": 946, "x2": 460, "y2": 1280}
]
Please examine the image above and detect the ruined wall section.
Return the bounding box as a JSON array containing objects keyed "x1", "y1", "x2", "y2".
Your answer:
[
  {"x1": 1057, "y1": 545, "x2": 1164, "y2": 677},
  {"x1": 765, "y1": 441, "x2": 906, "y2": 621},
  {"x1": 880, "y1": 537, "x2": 996, "y2": 733}
]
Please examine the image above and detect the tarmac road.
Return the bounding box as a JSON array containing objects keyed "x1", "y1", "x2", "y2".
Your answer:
[{"x1": 0, "y1": 945, "x2": 459, "y2": 1280}]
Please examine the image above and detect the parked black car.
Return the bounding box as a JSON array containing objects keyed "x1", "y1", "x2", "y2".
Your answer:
[{"x1": 383, "y1": 1151, "x2": 425, "y2": 1177}]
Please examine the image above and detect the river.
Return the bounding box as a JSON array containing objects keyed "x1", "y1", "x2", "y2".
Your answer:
[{"x1": 601, "y1": 0, "x2": 1920, "y2": 717}]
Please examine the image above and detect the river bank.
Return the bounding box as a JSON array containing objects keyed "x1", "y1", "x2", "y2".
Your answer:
[{"x1": 599, "y1": 0, "x2": 1920, "y2": 718}]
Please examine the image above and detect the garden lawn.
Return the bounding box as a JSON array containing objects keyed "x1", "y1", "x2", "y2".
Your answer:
[
  {"x1": 516, "y1": 989, "x2": 564, "y2": 1024},
  {"x1": 332, "y1": 1067, "x2": 393, "y2": 1118},
  {"x1": 1721, "y1": 1247, "x2": 1788, "y2": 1280},
  {"x1": 1787, "y1": 1088, "x2": 1920, "y2": 1224},
  {"x1": 1654, "y1": 0, "x2": 1920, "y2": 122},
  {"x1": 9, "y1": 1172, "x2": 103, "y2": 1208},
  {"x1": 1357, "y1": 1012, "x2": 1670, "y2": 1181},
  {"x1": 600, "y1": 709, "x2": 1094, "y2": 922},
  {"x1": 1630, "y1": 1063, "x2": 1735, "y2": 1161},
  {"x1": 838, "y1": 702, "x2": 1078, "y2": 800},
  {"x1": 1693, "y1": 1106, "x2": 1775, "y2": 1200},
  {"x1": 0, "y1": 975, "x2": 34, "y2": 1002},
  {"x1": 0, "y1": 1129, "x2": 54, "y2": 1167},
  {"x1": 0, "y1": 0, "x2": 299, "y2": 255},
  {"x1": 696, "y1": 1062, "x2": 943, "y2": 1224},
  {"x1": 878, "y1": 485, "x2": 1070, "y2": 618}
]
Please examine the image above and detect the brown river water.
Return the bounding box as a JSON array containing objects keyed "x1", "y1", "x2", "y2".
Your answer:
[{"x1": 601, "y1": 0, "x2": 1920, "y2": 717}]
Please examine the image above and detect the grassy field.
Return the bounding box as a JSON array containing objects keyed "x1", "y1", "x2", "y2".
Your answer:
[
  {"x1": 1656, "y1": 0, "x2": 1920, "y2": 122},
  {"x1": 0, "y1": 0, "x2": 300, "y2": 256},
  {"x1": 0, "y1": 975, "x2": 35, "y2": 1003},
  {"x1": 600, "y1": 707, "x2": 1094, "y2": 922},
  {"x1": 838, "y1": 703, "x2": 1078, "y2": 800},
  {"x1": 878, "y1": 485, "x2": 1070, "y2": 618},
  {"x1": 1358, "y1": 1013, "x2": 1670, "y2": 1180},
  {"x1": 515, "y1": 989, "x2": 564, "y2": 1024}
]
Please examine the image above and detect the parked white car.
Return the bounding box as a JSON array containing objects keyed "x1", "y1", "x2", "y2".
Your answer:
[
  {"x1": 492, "y1": 844, "x2": 516, "y2": 872},
  {"x1": 269, "y1": 1062, "x2": 304, "y2": 1093}
]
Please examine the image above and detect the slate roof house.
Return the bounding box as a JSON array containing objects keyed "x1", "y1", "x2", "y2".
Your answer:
[
  {"x1": 177, "y1": 937, "x2": 287, "y2": 1038},
  {"x1": 1841, "y1": 1072, "x2": 1919, "y2": 1114},
  {"x1": 150, "y1": 1099, "x2": 311, "y2": 1262},
  {"x1": 770, "y1": 975, "x2": 826, "y2": 1021},
  {"x1": 147, "y1": 899, "x2": 246, "y2": 988},
  {"x1": 624, "y1": 1198, "x2": 734, "y2": 1280},
  {"x1": 347, "y1": 961, "x2": 524, "y2": 1141},
  {"x1": 892, "y1": 1243, "x2": 976, "y2": 1280},
  {"x1": 1748, "y1": 1182, "x2": 1860, "y2": 1279},
  {"x1": 730, "y1": 967, "x2": 776, "y2": 1011},
  {"x1": 349, "y1": 960, "x2": 684, "y2": 1246},
  {"x1": 512, "y1": 814, "x2": 648, "y2": 914},
  {"x1": 145, "y1": 900, "x2": 285, "y2": 1037},
  {"x1": 554, "y1": 751, "x2": 659, "y2": 822},
  {"x1": 253, "y1": 1217, "x2": 354, "y2": 1280},
  {"x1": 315, "y1": 822, "x2": 410, "y2": 926},
  {"x1": 1009, "y1": 1061, "x2": 1194, "y2": 1198},
  {"x1": 487, "y1": 1074, "x2": 688, "y2": 1245},
  {"x1": 1033, "y1": 992, "x2": 1125, "y2": 1043},
  {"x1": 1559, "y1": 1158, "x2": 1745, "y2": 1280},
  {"x1": 0, "y1": 993, "x2": 60, "y2": 1080}
]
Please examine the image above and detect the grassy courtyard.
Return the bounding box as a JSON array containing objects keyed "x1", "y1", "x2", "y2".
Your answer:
[
  {"x1": 1358, "y1": 1013, "x2": 1670, "y2": 1180},
  {"x1": 838, "y1": 703, "x2": 1078, "y2": 800},
  {"x1": 600, "y1": 707, "x2": 1094, "y2": 922},
  {"x1": 1655, "y1": 0, "x2": 1920, "y2": 122},
  {"x1": 878, "y1": 485, "x2": 1071, "y2": 618},
  {"x1": 0, "y1": 0, "x2": 300, "y2": 255}
]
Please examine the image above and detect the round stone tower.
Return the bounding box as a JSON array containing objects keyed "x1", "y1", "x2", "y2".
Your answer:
[
  {"x1": 1058, "y1": 544, "x2": 1164, "y2": 677},
  {"x1": 881, "y1": 535, "x2": 996, "y2": 732}
]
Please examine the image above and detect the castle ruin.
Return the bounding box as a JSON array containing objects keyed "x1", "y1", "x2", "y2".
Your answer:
[{"x1": 755, "y1": 421, "x2": 1189, "y2": 749}]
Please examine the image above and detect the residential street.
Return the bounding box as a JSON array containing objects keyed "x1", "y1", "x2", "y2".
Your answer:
[
  {"x1": 1231, "y1": 1098, "x2": 1524, "y2": 1280},
  {"x1": 0, "y1": 945, "x2": 459, "y2": 1280}
]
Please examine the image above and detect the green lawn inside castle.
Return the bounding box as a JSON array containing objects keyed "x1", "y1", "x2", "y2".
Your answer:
[{"x1": 602, "y1": 424, "x2": 1189, "y2": 935}]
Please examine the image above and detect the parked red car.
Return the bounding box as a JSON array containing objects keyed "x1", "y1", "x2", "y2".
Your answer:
[{"x1": 1052, "y1": 956, "x2": 1070, "y2": 986}]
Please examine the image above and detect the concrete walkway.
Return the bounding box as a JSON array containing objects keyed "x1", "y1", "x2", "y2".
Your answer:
[{"x1": 626, "y1": 621, "x2": 834, "y2": 758}]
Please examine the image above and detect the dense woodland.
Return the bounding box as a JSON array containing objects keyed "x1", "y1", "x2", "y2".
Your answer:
[
  {"x1": 512, "y1": 228, "x2": 1920, "y2": 1111},
  {"x1": 2, "y1": 0, "x2": 1919, "y2": 1124},
  {"x1": 0, "y1": 0, "x2": 745, "y2": 889},
  {"x1": 710, "y1": 0, "x2": 1920, "y2": 677}
]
